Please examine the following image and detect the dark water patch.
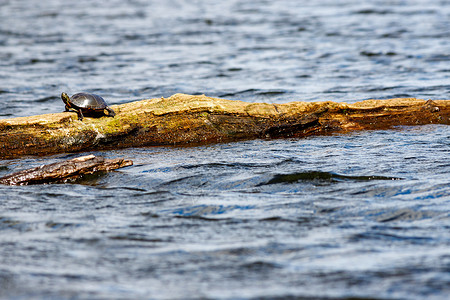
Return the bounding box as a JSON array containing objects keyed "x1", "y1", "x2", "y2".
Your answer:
[
  {"x1": 122, "y1": 33, "x2": 148, "y2": 41},
  {"x1": 0, "y1": 217, "x2": 36, "y2": 232},
  {"x1": 0, "y1": 270, "x2": 16, "y2": 290},
  {"x1": 179, "y1": 161, "x2": 282, "y2": 170},
  {"x1": 168, "y1": 60, "x2": 217, "y2": 68},
  {"x1": 157, "y1": 174, "x2": 206, "y2": 188},
  {"x1": 261, "y1": 171, "x2": 401, "y2": 186},
  {"x1": 258, "y1": 216, "x2": 314, "y2": 225},
  {"x1": 323, "y1": 87, "x2": 348, "y2": 94},
  {"x1": 36, "y1": 11, "x2": 59, "y2": 18},
  {"x1": 0, "y1": 217, "x2": 22, "y2": 230},
  {"x1": 106, "y1": 11, "x2": 147, "y2": 20},
  {"x1": 28, "y1": 58, "x2": 56, "y2": 64},
  {"x1": 97, "y1": 51, "x2": 135, "y2": 57},
  {"x1": 77, "y1": 56, "x2": 99, "y2": 63},
  {"x1": 253, "y1": 297, "x2": 388, "y2": 300},
  {"x1": 104, "y1": 186, "x2": 148, "y2": 192},
  {"x1": 0, "y1": 29, "x2": 34, "y2": 39},
  {"x1": 219, "y1": 88, "x2": 259, "y2": 98},
  {"x1": 241, "y1": 260, "x2": 282, "y2": 272},
  {"x1": 45, "y1": 221, "x2": 82, "y2": 230},
  {"x1": 168, "y1": 204, "x2": 255, "y2": 218},
  {"x1": 379, "y1": 30, "x2": 409, "y2": 38},
  {"x1": 129, "y1": 190, "x2": 175, "y2": 200},
  {"x1": 35, "y1": 96, "x2": 58, "y2": 103},
  {"x1": 389, "y1": 93, "x2": 414, "y2": 98},
  {"x1": 376, "y1": 209, "x2": 442, "y2": 223},
  {"x1": 410, "y1": 84, "x2": 450, "y2": 92},
  {"x1": 348, "y1": 231, "x2": 435, "y2": 244},
  {"x1": 364, "y1": 86, "x2": 400, "y2": 92},
  {"x1": 139, "y1": 211, "x2": 160, "y2": 219},
  {"x1": 424, "y1": 54, "x2": 450, "y2": 62},
  {"x1": 355, "y1": 8, "x2": 437, "y2": 17},
  {"x1": 355, "y1": 9, "x2": 393, "y2": 15},
  {"x1": 295, "y1": 74, "x2": 312, "y2": 78},
  {"x1": 109, "y1": 234, "x2": 166, "y2": 243},
  {"x1": 68, "y1": 171, "x2": 110, "y2": 186},
  {"x1": 324, "y1": 85, "x2": 405, "y2": 95},
  {"x1": 173, "y1": 215, "x2": 233, "y2": 222},
  {"x1": 360, "y1": 51, "x2": 397, "y2": 57},
  {"x1": 256, "y1": 90, "x2": 289, "y2": 96}
]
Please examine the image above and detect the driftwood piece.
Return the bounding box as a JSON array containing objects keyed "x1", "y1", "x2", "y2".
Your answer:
[
  {"x1": 0, "y1": 155, "x2": 133, "y2": 185},
  {"x1": 0, "y1": 94, "x2": 448, "y2": 159}
]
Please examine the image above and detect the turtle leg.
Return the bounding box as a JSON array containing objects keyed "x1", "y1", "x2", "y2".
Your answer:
[
  {"x1": 105, "y1": 107, "x2": 116, "y2": 117},
  {"x1": 64, "y1": 106, "x2": 83, "y2": 120},
  {"x1": 76, "y1": 109, "x2": 84, "y2": 121}
]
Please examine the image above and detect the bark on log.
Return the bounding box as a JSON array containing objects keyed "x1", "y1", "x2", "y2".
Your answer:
[
  {"x1": 0, "y1": 155, "x2": 133, "y2": 185},
  {"x1": 0, "y1": 93, "x2": 448, "y2": 159}
]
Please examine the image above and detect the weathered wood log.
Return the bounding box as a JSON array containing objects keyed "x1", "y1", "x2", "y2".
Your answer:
[
  {"x1": 0, "y1": 93, "x2": 448, "y2": 159},
  {"x1": 0, "y1": 155, "x2": 133, "y2": 185}
]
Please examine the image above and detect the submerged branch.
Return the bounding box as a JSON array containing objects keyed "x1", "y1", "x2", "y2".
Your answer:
[
  {"x1": 0, "y1": 94, "x2": 448, "y2": 159},
  {"x1": 0, "y1": 155, "x2": 133, "y2": 185}
]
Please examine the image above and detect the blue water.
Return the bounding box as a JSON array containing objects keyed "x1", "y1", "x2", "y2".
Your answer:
[{"x1": 0, "y1": 0, "x2": 449, "y2": 299}]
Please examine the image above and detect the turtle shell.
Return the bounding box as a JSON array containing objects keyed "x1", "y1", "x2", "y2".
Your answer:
[
  {"x1": 62, "y1": 92, "x2": 115, "y2": 120},
  {"x1": 69, "y1": 93, "x2": 108, "y2": 111}
]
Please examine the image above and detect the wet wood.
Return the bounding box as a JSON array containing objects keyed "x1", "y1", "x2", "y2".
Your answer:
[
  {"x1": 0, "y1": 155, "x2": 133, "y2": 185},
  {"x1": 0, "y1": 93, "x2": 448, "y2": 159}
]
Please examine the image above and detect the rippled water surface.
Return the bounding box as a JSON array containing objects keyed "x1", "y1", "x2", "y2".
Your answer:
[{"x1": 1, "y1": 0, "x2": 449, "y2": 299}]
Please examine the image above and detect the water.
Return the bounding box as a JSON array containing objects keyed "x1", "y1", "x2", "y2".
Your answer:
[{"x1": 1, "y1": 0, "x2": 449, "y2": 299}]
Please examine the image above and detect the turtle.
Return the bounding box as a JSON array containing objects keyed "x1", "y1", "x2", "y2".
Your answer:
[{"x1": 61, "y1": 92, "x2": 115, "y2": 121}]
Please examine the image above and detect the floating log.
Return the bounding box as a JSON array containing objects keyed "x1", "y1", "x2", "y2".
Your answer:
[
  {"x1": 0, "y1": 155, "x2": 133, "y2": 185},
  {"x1": 0, "y1": 93, "x2": 448, "y2": 159}
]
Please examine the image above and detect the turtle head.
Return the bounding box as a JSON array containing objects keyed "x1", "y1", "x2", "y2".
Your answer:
[{"x1": 61, "y1": 92, "x2": 70, "y2": 105}]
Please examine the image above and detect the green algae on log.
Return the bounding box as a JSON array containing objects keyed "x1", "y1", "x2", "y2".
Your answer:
[{"x1": 0, "y1": 93, "x2": 448, "y2": 159}]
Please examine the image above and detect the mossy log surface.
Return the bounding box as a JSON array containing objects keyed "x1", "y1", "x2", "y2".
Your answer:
[{"x1": 0, "y1": 93, "x2": 448, "y2": 159}]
